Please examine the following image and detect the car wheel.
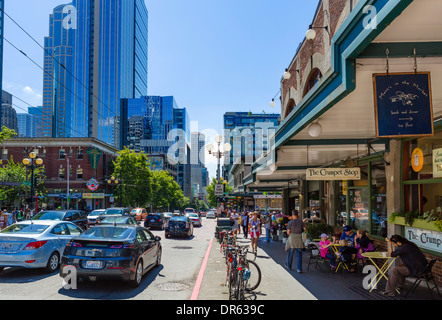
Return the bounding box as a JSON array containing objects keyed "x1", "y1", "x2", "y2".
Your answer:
[
  {"x1": 130, "y1": 260, "x2": 143, "y2": 287},
  {"x1": 45, "y1": 252, "x2": 60, "y2": 273}
]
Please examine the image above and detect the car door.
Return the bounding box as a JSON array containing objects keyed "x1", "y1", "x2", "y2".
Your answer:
[
  {"x1": 135, "y1": 229, "x2": 150, "y2": 271},
  {"x1": 142, "y1": 229, "x2": 157, "y2": 269},
  {"x1": 51, "y1": 223, "x2": 71, "y2": 252}
]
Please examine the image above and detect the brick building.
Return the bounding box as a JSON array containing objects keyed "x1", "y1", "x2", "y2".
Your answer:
[
  {"x1": 247, "y1": 0, "x2": 442, "y2": 287},
  {"x1": 1, "y1": 138, "x2": 118, "y2": 211}
]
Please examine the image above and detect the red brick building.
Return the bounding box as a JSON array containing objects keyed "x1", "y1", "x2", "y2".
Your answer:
[{"x1": 1, "y1": 138, "x2": 118, "y2": 211}]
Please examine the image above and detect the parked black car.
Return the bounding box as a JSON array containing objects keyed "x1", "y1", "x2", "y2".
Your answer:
[
  {"x1": 60, "y1": 225, "x2": 162, "y2": 287},
  {"x1": 144, "y1": 213, "x2": 166, "y2": 230},
  {"x1": 33, "y1": 210, "x2": 88, "y2": 230},
  {"x1": 165, "y1": 216, "x2": 193, "y2": 239}
]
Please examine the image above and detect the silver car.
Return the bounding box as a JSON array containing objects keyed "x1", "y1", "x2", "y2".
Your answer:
[
  {"x1": 87, "y1": 209, "x2": 106, "y2": 226},
  {"x1": 0, "y1": 220, "x2": 83, "y2": 273}
]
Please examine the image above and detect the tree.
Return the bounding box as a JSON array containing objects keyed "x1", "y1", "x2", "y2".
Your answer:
[
  {"x1": 206, "y1": 178, "x2": 232, "y2": 208},
  {"x1": 0, "y1": 158, "x2": 46, "y2": 208},
  {"x1": 150, "y1": 170, "x2": 190, "y2": 211},
  {"x1": 113, "y1": 148, "x2": 152, "y2": 207},
  {"x1": 0, "y1": 126, "x2": 17, "y2": 144}
]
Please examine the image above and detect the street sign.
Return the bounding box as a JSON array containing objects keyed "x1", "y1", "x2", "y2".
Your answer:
[{"x1": 214, "y1": 184, "x2": 224, "y2": 196}]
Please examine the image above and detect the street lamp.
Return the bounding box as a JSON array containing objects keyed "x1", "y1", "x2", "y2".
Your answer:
[
  {"x1": 22, "y1": 152, "x2": 44, "y2": 213},
  {"x1": 206, "y1": 135, "x2": 232, "y2": 182},
  {"x1": 107, "y1": 176, "x2": 120, "y2": 206}
]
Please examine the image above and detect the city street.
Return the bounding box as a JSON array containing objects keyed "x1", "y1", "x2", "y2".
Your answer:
[{"x1": 0, "y1": 217, "x2": 217, "y2": 300}]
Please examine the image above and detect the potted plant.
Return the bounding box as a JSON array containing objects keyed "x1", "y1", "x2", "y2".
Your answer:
[{"x1": 389, "y1": 208, "x2": 442, "y2": 232}]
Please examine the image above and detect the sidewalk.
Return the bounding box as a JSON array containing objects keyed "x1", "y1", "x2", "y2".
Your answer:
[{"x1": 197, "y1": 232, "x2": 441, "y2": 301}]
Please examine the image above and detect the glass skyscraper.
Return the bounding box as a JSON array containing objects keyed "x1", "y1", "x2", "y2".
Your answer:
[
  {"x1": 42, "y1": 0, "x2": 148, "y2": 148},
  {"x1": 122, "y1": 95, "x2": 192, "y2": 197}
]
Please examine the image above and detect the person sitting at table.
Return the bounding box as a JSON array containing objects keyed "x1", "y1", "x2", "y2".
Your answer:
[
  {"x1": 339, "y1": 225, "x2": 358, "y2": 271},
  {"x1": 318, "y1": 233, "x2": 336, "y2": 269},
  {"x1": 354, "y1": 229, "x2": 376, "y2": 260},
  {"x1": 381, "y1": 235, "x2": 428, "y2": 296}
]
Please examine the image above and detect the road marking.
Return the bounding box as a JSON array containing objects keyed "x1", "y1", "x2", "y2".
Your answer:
[{"x1": 190, "y1": 237, "x2": 213, "y2": 300}]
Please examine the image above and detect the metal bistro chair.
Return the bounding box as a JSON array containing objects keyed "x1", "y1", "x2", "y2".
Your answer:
[
  {"x1": 306, "y1": 243, "x2": 330, "y2": 272},
  {"x1": 405, "y1": 258, "x2": 441, "y2": 299}
]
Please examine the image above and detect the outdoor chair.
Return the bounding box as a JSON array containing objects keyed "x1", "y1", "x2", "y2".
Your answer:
[
  {"x1": 306, "y1": 243, "x2": 330, "y2": 272},
  {"x1": 404, "y1": 258, "x2": 441, "y2": 300}
]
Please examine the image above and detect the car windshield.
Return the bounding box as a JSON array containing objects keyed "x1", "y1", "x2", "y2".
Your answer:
[
  {"x1": 1, "y1": 224, "x2": 49, "y2": 234},
  {"x1": 131, "y1": 209, "x2": 141, "y2": 213},
  {"x1": 105, "y1": 209, "x2": 123, "y2": 215},
  {"x1": 188, "y1": 213, "x2": 198, "y2": 218},
  {"x1": 81, "y1": 226, "x2": 133, "y2": 239},
  {"x1": 32, "y1": 211, "x2": 64, "y2": 221},
  {"x1": 89, "y1": 210, "x2": 103, "y2": 216}
]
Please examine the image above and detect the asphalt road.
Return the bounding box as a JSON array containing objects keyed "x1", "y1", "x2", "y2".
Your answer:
[{"x1": 0, "y1": 217, "x2": 217, "y2": 300}]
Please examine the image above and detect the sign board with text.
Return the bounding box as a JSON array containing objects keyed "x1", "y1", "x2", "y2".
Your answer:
[
  {"x1": 405, "y1": 227, "x2": 442, "y2": 254},
  {"x1": 306, "y1": 168, "x2": 361, "y2": 181},
  {"x1": 433, "y1": 148, "x2": 442, "y2": 178},
  {"x1": 214, "y1": 184, "x2": 224, "y2": 196},
  {"x1": 373, "y1": 72, "x2": 434, "y2": 138}
]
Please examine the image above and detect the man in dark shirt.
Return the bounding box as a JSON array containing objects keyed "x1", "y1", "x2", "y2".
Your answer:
[{"x1": 382, "y1": 235, "x2": 428, "y2": 296}]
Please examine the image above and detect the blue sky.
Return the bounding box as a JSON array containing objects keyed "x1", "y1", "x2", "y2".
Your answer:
[{"x1": 2, "y1": 0, "x2": 319, "y2": 177}]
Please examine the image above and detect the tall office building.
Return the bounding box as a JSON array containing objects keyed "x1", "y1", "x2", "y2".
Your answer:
[
  {"x1": 223, "y1": 112, "x2": 280, "y2": 176},
  {"x1": 122, "y1": 96, "x2": 192, "y2": 197},
  {"x1": 0, "y1": 0, "x2": 5, "y2": 127},
  {"x1": 42, "y1": 0, "x2": 148, "y2": 148},
  {"x1": 1, "y1": 90, "x2": 18, "y2": 132},
  {"x1": 191, "y1": 132, "x2": 208, "y2": 199}
]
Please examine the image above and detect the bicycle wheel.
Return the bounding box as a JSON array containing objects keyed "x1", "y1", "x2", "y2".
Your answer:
[
  {"x1": 228, "y1": 263, "x2": 237, "y2": 300},
  {"x1": 245, "y1": 260, "x2": 261, "y2": 291},
  {"x1": 235, "y1": 270, "x2": 245, "y2": 300}
]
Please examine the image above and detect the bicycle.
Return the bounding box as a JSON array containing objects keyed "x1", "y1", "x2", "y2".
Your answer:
[{"x1": 225, "y1": 245, "x2": 261, "y2": 300}]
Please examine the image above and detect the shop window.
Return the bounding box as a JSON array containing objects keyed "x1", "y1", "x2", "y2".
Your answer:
[
  {"x1": 403, "y1": 131, "x2": 442, "y2": 215},
  {"x1": 371, "y1": 161, "x2": 387, "y2": 237}
]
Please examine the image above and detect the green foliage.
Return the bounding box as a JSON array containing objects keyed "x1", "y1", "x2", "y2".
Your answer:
[
  {"x1": 0, "y1": 126, "x2": 17, "y2": 144},
  {"x1": 113, "y1": 148, "x2": 152, "y2": 208},
  {"x1": 305, "y1": 223, "x2": 334, "y2": 240},
  {"x1": 206, "y1": 178, "x2": 232, "y2": 208},
  {"x1": 151, "y1": 170, "x2": 187, "y2": 211},
  {"x1": 390, "y1": 209, "x2": 442, "y2": 231},
  {"x1": 0, "y1": 158, "x2": 46, "y2": 208}
]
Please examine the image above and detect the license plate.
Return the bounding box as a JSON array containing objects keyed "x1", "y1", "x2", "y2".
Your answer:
[
  {"x1": 0, "y1": 243, "x2": 16, "y2": 251},
  {"x1": 84, "y1": 260, "x2": 102, "y2": 269},
  {"x1": 151, "y1": 219, "x2": 155, "y2": 222}
]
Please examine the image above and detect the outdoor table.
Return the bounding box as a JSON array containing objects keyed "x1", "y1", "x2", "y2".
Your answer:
[
  {"x1": 361, "y1": 252, "x2": 398, "y2": 293},
  {"x1": 329, "y1": 243, "x2": 349, "y2": 273}
]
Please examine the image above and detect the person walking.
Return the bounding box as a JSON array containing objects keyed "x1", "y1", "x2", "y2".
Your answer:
[
  {"x1": 241, "y1": 212, "x2": 249, "y2": 239},
  {"x1": 285, "y1": 210, "x2": 305, "y2": 273},
  {"x1": 249, "y1": 212, "x2": 261, "y2": 253},
  {"x1": 263, "y1": 212, "x2": 272, "y2": 243}
]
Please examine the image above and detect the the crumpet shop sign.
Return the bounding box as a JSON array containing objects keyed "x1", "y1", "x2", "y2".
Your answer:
[
  {"x1": 405, "y1": 227, "x2": 442, "y2": 253},
  {"x1": 306, "y1": 168, "x2": 361, "y2": 181}
]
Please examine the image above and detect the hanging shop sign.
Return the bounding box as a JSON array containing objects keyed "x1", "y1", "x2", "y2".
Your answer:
[
  {"x1": 87, "y1": 148, "x2": 103, "y2": 170},
  {"x1": 405, "y1": 227, "x2": 442, "y2": 254},
  {"x1": 433, "y1": 148, "x2": 442, "y2": 178},
  {"x1": 373, "y1": 72, "x2": 434, "y2": 138},
  {"x1": 411, "y1": 147, "x2": 424, "y2": 172},
  {"x1": 306, "y1": 168, "x2": 361, "y2": 181}
]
